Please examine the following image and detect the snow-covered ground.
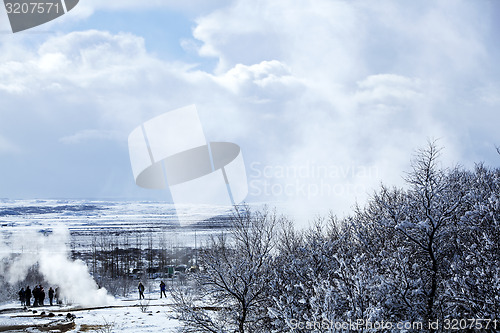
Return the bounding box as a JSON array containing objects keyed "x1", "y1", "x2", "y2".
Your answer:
[{"x1": 0, "y1": 291, "x2": 182, "y2": 332}]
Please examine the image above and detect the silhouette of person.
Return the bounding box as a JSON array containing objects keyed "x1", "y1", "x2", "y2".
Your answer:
[
  {"x1": 48, "y1": 287, "x2": 54, "y2": 306},
  {"x1": 25, "y1": 286, "x2": 31, "y2": 307},
  {"x1": 18, "y1": 288, "x2": 25, "y2": 306},
  {"x1": 138, "y1": 282, "x2": 145, "y2": 300},
  {"x1": 160, "y1": 281, "x2": 166, "y2": 298},
  {"x1": 32, "y1": 285, "x2": 39, "y2": 307},
  {"x1": 39, "y1": 285, "x2": 45, "y2": 306}
]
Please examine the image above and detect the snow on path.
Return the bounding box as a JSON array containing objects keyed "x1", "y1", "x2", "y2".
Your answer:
[{"x1": 0, "y1": 294, "x2": 181, "y2": 332}]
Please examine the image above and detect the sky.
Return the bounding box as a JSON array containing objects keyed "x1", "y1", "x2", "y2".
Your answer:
[{"x1": 0, "y1": 0, "x2": 499, "y2": 222}]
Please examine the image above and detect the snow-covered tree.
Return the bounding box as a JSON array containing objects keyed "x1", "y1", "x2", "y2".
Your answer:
[
  {"x1": 269, "y1": 215, "x2": 380, "y2": 332},
  {"x1": 362, "y1": 142, "x2": 467, "y2": 327},
  {"x1": 444, "y1": 164, "x2": 500, "y2": 320},
  {"x1": 174, "y1": 143, "x2": 500, "y2": 333},
  {"x1": 172, "y1": 206, "x2": 278, "y2": 333}
]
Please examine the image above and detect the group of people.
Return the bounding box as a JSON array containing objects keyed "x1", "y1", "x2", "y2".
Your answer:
[
  {"x1": 137, "y1": 281, "x2": 168, "y2": 300},
  {"x1": 18, "y1": 285, "x2": 58, "y2": 307}
]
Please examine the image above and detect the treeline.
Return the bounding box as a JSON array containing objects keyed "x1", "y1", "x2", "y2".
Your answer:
[
  {"x1": 172, "y1": 143, "x2": 500, "y2": 333},
  {"x1": 71, "y1": 232, "x2": 196, "y2": 296}
]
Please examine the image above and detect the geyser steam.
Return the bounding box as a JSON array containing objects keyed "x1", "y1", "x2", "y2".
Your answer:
[{"x1": 0, "y1": 227, "x2": 114, "y2": 306}]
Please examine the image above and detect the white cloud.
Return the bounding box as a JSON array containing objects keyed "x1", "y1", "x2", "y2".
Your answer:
[
  {"x1": 0, "y1": 30, "x2": 151, "y2": 93},
  {"x1": 355, "y1": 74, "x2": 423, "y2": 108},
  {"x1": 185, "y1": 0, "x2": 497, "y2": 222},
  {"x1": 213, "y1": 60, "x2": 303, "y2": 101}
]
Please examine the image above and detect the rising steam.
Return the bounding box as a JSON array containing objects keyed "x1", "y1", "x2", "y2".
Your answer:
[{"x1": 0, "y1": 227, "x2": 114, "y2": 307}]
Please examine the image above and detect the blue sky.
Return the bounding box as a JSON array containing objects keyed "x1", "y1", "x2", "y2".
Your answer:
[{"x1": 0, "y1": 0, "x2": 499, "y2": 221}]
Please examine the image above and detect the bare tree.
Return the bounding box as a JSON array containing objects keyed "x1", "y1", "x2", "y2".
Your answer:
[{"x1": 172, "y1": 206, "x2": 279, "y2": 333}]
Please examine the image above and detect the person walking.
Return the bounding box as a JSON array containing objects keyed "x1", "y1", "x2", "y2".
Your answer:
[
  {"x1": 160, "y1": 281, "x2": 166, "y2": 298},
  {"x1": 138, "y1": 282, "x2": 145, "y2": 300},
  {"x1": 48, "y1": 287, "x2": 54, "y2": 306},
  {"x1": 25, "y1": 286, "x2": 31, "y2": 307},
  {"x1": 18, "y1": 288, "x2": 25, "y2": 306}
]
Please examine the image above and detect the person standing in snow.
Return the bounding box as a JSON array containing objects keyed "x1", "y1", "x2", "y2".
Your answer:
[
  {"x1": 18, "y1": 288, "x2": 25, "y2": 306},
  {"x1": 48, "y1": 287, "x2": 54, "y2": 306},
  {"x1": 160, "y1": 281, "x2": 167, "y2": 298},
  {"x1": 138, "y1": 282, "x2": 145, "y2": 300},
  {"x1": 25, "y1": 286, "x2": 31, "y2": 307},
  {"x1": 39, "y1": 285, "x2": 45, "y2": 306},
  {"x1": 32, "y1": 285, "x2": 39, "y2": 307}
]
